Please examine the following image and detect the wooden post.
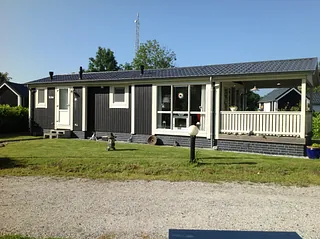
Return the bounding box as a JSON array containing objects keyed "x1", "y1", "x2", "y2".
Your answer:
[
  {"x1": 300, "y1": 78, "x2": 307, "y2": 138},
  {"x1": 214, "y1": 81, "x2": 221, "y2": 139}
]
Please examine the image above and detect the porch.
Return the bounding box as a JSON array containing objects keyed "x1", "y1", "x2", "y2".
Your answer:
[{"x1": 214, "y1": 74, "x2": 317, "y2": 142}]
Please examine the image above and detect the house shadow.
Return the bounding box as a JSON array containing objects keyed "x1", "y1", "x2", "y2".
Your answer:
[{"x1": 0, "y1": 157, "x2": 24, "y2": 169}]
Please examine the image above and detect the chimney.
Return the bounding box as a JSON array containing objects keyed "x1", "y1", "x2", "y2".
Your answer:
[
  {"x1": 140, "y1": 65, "x2": 144, "y2": 75},
  {"x1": 49, "y1": 71, "x2": 54, "y2": 80},
  {"x1": 79, "y1": 66, "x2": 83, "y2": 79}
]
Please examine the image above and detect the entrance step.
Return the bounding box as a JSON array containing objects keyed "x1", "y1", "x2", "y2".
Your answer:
[{"x1": 43, "y1": 129, "x2": 71, "y2": 139}]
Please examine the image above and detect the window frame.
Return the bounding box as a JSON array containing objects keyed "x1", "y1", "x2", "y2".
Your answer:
[
  {"x1": 109, "y1": 85, "x2": 129, "y2": 109},
  {"x1": 155, "y1": 83, "x2": 208, "y2": 136},
  {"x1": 35, "y1": 88, "x2": 47, "y2": 108}
]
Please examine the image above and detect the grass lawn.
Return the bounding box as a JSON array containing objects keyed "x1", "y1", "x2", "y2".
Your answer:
[
  {"x1": 0, "y1": 138, "x2": 319, "y2": 186},
  {"x1": 0, "y1": 133, "x2": 41, "y2": 143}
]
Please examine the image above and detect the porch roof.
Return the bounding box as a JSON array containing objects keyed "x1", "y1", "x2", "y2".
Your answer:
[{"x1": 26, "y1": 57, "x2": 318, "y2": 85}]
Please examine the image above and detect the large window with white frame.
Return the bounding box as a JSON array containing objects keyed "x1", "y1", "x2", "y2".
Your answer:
[
  {"x1": 35, "y1": 88, "x2": 47, "y2": 108},
  {"x1": 109, "y1": 86, "x2": 129, "y2": 108},
  {"x1": 156, "y1": 84, "x2": 206, "y2": 131}
]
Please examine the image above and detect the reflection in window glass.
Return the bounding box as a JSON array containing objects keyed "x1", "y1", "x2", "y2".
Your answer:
[
  {"x1": 173, "y1": 86, "x2": 188, "y2": 111},
  {"x1": 190, "y1": 85, "x2": 206, "y2": 111},
  {"x1": 38, "y1": 89, "x2": 45, "y2": 103},
  {"x1": 157, "y1": 113, "x2": 171, "y2": 129},
  {"x1": 59, "y1": 89, "x2": 68, "y2": 110},
  {"x1": 114, "y1": 87, "x2": 125, "y2": 102},
  {"x1": 157, "y1": 86, "x2": 171, "y2": 111}
]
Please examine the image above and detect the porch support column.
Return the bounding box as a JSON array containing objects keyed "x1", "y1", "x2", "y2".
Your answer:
[
  {"x1": 131, "y1": 85, "x2": 135, "y2": 134},
  {"x1": 300, "y1": 78, "x2": 307, "y2": 138},
  {"x1": 82, "y1": 86, "x2": 87, "y2": 132},
  {"x1": 220, "y1": 82, "x2": 224, "y2": 111},
  {"x1": 28, "y1": 89, "x2": 32, "y2": 135},
  {"x1": 214, "y1": 81, "x2": 221, "y2": 139}
]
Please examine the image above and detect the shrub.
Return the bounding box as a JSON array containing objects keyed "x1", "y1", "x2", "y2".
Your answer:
[
  {"x1": 312, "y1": 112, "x2": 320, "y2": 139},
  {"x1": 0, "y1": 104, "x2": 29, "y2": 133}
]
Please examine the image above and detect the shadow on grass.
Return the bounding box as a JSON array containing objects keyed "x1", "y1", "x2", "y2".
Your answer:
[
  {"x1": 196, "y1": 161, "x2": 257, "y2": 166},
  {"x1": 0, "y1": 157, "x2": 25, "y2": 169},
  {"x1": 110, "y1": 149, "x2": 138, "y2": 151},
  {"x1": 197, "y1": 157, "x2": 243, "y2": 160}
]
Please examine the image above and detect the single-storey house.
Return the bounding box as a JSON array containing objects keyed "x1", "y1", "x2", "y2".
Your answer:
[
  {"x1": 258, "y1": 87, "x2": 310, "y2": 112},
  {"x1": 26, "y1": 57, "x2": 319, "y2": 157},
  {"x1": 0, "y1": 81, "x2": 29, "y2": 107}
]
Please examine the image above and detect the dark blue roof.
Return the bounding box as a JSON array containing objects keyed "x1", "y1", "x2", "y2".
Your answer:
[
  {"x1": 0, "y1": 81, "x2": 29, "y2": 97},
  {"x1": 258, "y1": 88, "x2": 291, "y2": 103},
  {"x1": 27, "y1": 57, "x2": 318, "y2": 85}
]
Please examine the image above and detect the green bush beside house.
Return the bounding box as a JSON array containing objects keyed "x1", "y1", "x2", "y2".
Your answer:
[{"x1": 0, "y1": 105, "x2": 29, "y2": 133}]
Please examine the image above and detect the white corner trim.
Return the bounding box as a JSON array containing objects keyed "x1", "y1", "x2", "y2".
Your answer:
[
  {"x1": 214, "y1": 81, "x2": 221, "y2": 139},
  {"x1": 131, "y1": 85, "x2": 135, "y2": 134},
  {"x1": 28, "y1": 89, "x2": 31, "y2": 120},
  {"x1": 82, "y1": 86, "x2": 87, "y2": 131},
  {"x1": 70, "y1": 87, "x2": 74, "y2": 131},
  {"x1": 109, "y1": 85, "x2": 129, "y2": 108},
  {"x1": 206, "y1": 83, "x2": 211, "y2": 139},
  {"x1": 0, "y1": 82, "x2": 22, "y2": 106},
  {"x1": 35, "y1": 88, "x2": 47, "y2": 108},
  {"x1": 151, "y1": 85, "x2": 157, "y2": 135}
]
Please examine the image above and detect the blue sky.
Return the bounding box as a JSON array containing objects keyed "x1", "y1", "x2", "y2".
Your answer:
[{"x1": 1, "y1": 0, "x2": 319, "y2": 96}]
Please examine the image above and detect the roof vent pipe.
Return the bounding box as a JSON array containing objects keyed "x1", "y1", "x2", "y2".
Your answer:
[
  {"x1": 49, "y1": 71, "x2": 54, "y2": 80},
  {"x1": 79, "y1": 66, "x2": 83, "y2": 79},
  {"x1": 140, "y1": 65, "x2": 144, "y2": 75}
]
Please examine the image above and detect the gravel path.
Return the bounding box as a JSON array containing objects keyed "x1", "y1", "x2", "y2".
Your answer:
[{"x1": 0, "y1": 176, "x2": 320, "y2": 239}]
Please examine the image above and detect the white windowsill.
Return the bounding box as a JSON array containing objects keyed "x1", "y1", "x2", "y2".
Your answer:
[{"x1": 155, "y1": 129, "x2": 207, "y2": 137}]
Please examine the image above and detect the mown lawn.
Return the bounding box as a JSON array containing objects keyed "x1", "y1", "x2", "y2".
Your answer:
[
  {"x1": 0, "y1": 138, "x2": 319, "y2": 186},
  {"x1": 0, "y1": 134, "x2": 41, "y2": 143}
]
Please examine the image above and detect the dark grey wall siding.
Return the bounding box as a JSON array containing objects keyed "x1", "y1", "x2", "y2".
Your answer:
[
  {"x1": 87, "y1": 87, "x2": 131, "y2": 134},
  {"x1": 33, "y1": 88, "x2": 55, "y2": 130},
  {"x1": 73, "y1": 87, "x2": 82, "y2": 131},
  {"x1": 278, "y1": 90, "x2": 301, "y2": 110},
  {"x1": 135, "y1": 85, "x2": 152, "y2": 135},
  {"x1": 217, "y1": 139, "x2": 305, "y2": 157},
  {"x1": 0, "y1": 85, "x2": 18, "y2": 106}
]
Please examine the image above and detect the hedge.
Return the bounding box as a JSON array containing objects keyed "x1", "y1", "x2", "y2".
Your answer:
[{"x1": 0, "y1": 105, "x2": 29, "y2": 133}]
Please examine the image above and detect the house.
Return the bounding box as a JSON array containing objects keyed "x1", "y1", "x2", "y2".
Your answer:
[
  {"x1": 258, "y1": 88, "x2": 310, "y2": 112},
  {"x1": 311, "y1": 92, "x2": 320, "y2": 112},
  {"x1": 26, "y1": 57, "x2": 319, "y2": 157},
  {"x1": 0, "y1": 81, "x2": 29, "y2": 107}
]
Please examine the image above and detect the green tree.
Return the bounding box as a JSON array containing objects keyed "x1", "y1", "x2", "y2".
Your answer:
[
  {"x1": 87, "y1": 47, "x2": 119, "y2": 72},
  {"x1": 0, "y1": 72, "x2": 11, "y2": 84},
  {"x1": 119, "y1": 62, "x2": 133, "y2": 70},
  {"x1": 132, "y1": 39, "x2": 176, "y2": 70},
  {"x1": 246, "y1": 91, "x2": 261, "y2": 110}
]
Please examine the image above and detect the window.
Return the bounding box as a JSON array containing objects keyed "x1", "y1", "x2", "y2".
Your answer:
[
  {"x1": 156, "y1": 84, "x2": 206, "y2": 131},
  {"x1": 35, "y1": 88, "x2": 47, "y2": 108},
  {"x1": 109, "y1": 86, "x2": 129, "y2": 108}
]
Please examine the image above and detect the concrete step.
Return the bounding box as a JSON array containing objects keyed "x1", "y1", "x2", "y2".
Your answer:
[{"x1": 43, "y1": 129, "x2": 71, "y2": 139}]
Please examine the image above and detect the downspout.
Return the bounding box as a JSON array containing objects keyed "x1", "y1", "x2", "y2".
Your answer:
[{"x1": 210, "y1": 76, "x2": 214, "y2": 148}]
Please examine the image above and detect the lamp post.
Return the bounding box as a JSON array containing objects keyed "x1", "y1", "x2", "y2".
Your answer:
[{"x1": 188, "y1": 125, "x2": 199, "y2": 163}]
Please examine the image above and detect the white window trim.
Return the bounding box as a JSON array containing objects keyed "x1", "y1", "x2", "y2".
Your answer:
[
  {"x1": 35, "y1": 88, "x2": 47, "y2": 108},
  {"x1": 109, "y1": 86, "x2": 129, "y2": 109},
  {"x1": 152, "y1": 83, "x2": 211, "y2": 138}
]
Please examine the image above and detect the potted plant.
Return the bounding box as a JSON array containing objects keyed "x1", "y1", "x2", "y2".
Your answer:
[
  {"x1": 306, "y1": 143, "x2": 320, "y2": 159},
  {"x1": 229, "y1": 105, "x2": 238, "y2": 111}
]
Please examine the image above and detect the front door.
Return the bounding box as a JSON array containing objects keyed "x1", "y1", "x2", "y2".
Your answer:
[{"x1": 56, "y1": 88, "x2": 71, "y2": 129}]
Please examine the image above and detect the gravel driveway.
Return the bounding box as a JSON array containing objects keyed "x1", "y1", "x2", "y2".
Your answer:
[{"x1": 0, "y1": 176, "x2": 319, "y2": 239}]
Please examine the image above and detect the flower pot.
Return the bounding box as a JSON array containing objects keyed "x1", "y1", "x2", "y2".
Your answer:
[
  {"x1": 230, "y1": 106, "x2": 238, "y2": 111},
  {"x1": 306, "y1": 146, "x2": 320, "y2": 159}
]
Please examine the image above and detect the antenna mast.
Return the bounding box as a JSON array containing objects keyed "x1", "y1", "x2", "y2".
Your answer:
[{"x1": 134, "y1": 13, "x2": 140, "y2": 55}]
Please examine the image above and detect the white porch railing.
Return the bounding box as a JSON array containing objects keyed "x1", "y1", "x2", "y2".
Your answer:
[{"x1": 220, "y1": 111, "x2": 304, "y2": 137}]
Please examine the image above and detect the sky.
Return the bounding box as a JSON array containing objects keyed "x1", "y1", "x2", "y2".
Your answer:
[{"x1": 1, "y1": 0, "x2": 320, "y2": 96}]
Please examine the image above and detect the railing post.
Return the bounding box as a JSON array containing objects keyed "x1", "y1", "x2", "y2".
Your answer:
[
  {"x1": 300, "y1": 78, "x2": 307, "y2": 138},
  {"x1": 214, "y1": 81, "x2": 220, "y2": 139}
]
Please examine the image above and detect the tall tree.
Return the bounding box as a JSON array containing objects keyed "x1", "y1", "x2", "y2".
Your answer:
[
  {"x1": 87, "y1": 47, "x2": 119, "y2": 72},
  {"x1": 119, "y1": 62, "x2": 133, "y2": 70},
  {"x1": 132, "y1": 39, "x2": 176, "y2": 70},
  {"x1": 0, "y1": 72, "x2": 11, "y2": 84},
  {"x1": 246, "y1": 91, "x2": 261, "y2": 110}
]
